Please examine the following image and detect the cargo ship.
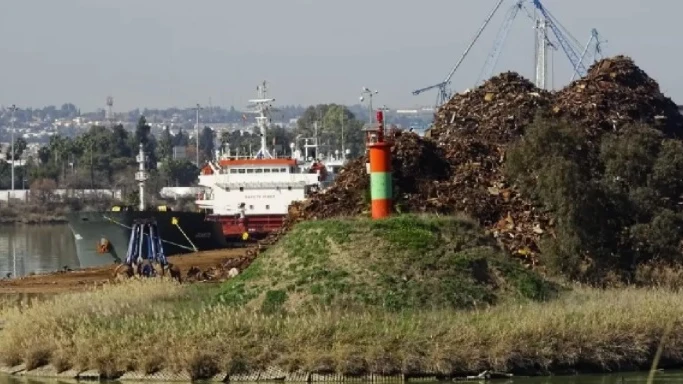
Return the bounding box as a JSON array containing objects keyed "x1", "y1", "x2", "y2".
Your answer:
[
  {"x1": 66, "y1": 144, "x2": 228, "y2": 269},
  {"x1": 195, "y1": 81, "x2": 349, "y2": 240}
]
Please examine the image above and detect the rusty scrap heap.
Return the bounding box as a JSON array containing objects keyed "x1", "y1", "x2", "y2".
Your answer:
[
  {"x1": 288, "y1": 132, "x2": 451, "y2": 221},
  {"x1": 422, "y1": 71, "x2": 554, "y2": 262},
  {"x1": 552, "y1": 55, "x2": 683, "y2": 139},
  {"x1": 269, "y1": 55, "x2": 683, "y2": 266}
]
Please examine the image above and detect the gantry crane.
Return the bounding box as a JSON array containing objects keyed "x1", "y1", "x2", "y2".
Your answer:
[
  {"x1": 531, "y1": 0, "x2": 606, "y2": 86},
  {"x1": 413, "y1": 0, "x2": 608, "y2": 105},
  {"x1": 411, "y1": 0, "x2": 506, "y2": 108}
]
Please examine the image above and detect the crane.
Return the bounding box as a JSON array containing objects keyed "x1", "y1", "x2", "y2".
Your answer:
[
  {"x1": 571, "y1": 28, "x2": 606, "y2": 81},
  {"x1": 475, "y1": 0, "x2": 526, "y2": 86},
  {"x1": 531, "y1": 0, "x2": 591, "y2": 83},
  {"x1": 412, "y1": 0, "x2": 506, "y2": 108},
  {"x1": 412, "y1": 0, "x2": 608, "y2": 103},
  {"x1": 474, "y1": 0, "x2": 607, "y2": 89}
]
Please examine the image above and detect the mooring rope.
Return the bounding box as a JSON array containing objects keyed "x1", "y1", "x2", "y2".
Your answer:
[{"x1": 102, "y1": 215, "x2": 196, "y2": 252}]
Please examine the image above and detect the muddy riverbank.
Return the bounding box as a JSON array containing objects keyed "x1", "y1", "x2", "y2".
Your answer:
[
  {"x1": 3, "y1": 365, "x2": 683, "y2": 383},
  {"x1": 0, "y1": 248, "x2": 247, "y2": 294}
]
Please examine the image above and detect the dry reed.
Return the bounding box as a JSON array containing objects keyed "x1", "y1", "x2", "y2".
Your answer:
[{"x1": 0, "y1": 278, "x2": 682, "y2": 379}]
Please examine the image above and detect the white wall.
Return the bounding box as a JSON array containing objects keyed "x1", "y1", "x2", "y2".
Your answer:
[{"x1": 0, "y1": 189, "x2": 122, "y2": 202}]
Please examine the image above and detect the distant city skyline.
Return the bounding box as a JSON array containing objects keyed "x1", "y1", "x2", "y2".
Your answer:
[{"x1": 1, "y1": 0, "x2": 681, "y2": 111}]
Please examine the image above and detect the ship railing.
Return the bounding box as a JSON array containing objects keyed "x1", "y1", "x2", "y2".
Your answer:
[
  {"x1": 209, "y1": 175, "x2": 319, "y2": 187},
  {"x1": 214, "y1": 180, "x2": 314, "y2": 189},
  {"x1": 222, "y1": 173, "x2": 318, "y2": 181},
  {"x1": 217, "y1": 153, "x2": 296, "y2": 161}
]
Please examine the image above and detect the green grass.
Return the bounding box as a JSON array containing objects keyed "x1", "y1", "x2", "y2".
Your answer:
[{"x1": 216, "y1": 214, "x2": 558, "y2": 312}]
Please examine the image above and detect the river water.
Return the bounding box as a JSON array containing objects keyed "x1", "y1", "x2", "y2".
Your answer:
[{"x1": 0, "y1": 224, "x2": 78, "y2": 279}]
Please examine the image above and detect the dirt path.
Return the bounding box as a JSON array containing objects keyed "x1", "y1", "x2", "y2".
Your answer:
[{"x1": 0, "y1": 248, "x2": 248, "y2": 294}]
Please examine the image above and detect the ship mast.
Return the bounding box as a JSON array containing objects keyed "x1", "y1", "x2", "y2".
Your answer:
[
  {"x1": 248, "y1": 81, "x2": 275, "y2": 159},
  {"x1": 135, "y1": 143, "x2": 148, "y2": 211}
]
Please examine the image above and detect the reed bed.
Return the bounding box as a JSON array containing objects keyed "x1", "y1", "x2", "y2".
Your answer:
[{"x1": 0, "y1": 279, "x2": 681, "y2": 379}]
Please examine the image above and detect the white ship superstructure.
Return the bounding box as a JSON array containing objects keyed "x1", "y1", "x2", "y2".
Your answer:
[{"x1": 195, "y1": 81, "x2": 348, "y2": 239}]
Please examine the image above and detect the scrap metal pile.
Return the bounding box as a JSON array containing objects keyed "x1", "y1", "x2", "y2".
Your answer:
[
  {"x1": 184, "y1": 255, "x2": 253, "y2": 283},
  {"x1": 289, "y1": 131, "x2": 452, "y2": 220},
  {"x1": 264, "y1": 55, "x2": 683, "y2": 266},
  {"x1": 247, "y1": 56, "x2": 683, "y2": 269},
  {"x1": 551, "y1": 56, "x2": 683, "y2": 140}
]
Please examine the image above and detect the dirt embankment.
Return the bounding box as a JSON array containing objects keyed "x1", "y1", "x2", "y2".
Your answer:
[{"x1": 0, "y1": 248, "x2": 249, "y2": 294}]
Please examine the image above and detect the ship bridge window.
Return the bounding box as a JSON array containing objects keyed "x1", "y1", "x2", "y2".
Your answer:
[
  {"x1": 229, "y1": 169, "x2": 237, "y2": 174},
  {"x1": 247, "y1": 169, "x2": 255, "y2": 174},
  {"x1": 255, "y1": 168, "x2": 263, "y2": 173},
  {"x1": 264, "y1": 168, "x2": 271, "y2": 173},
  {"x1": 238, "y1": 169, "x2": 246, "y2": 174},
  {"x1": 271, "y1": 168, "x2": 279, "y2": 173},
  {"x1": 281, "y1": 168, "x2": 287, "y2": 173}
]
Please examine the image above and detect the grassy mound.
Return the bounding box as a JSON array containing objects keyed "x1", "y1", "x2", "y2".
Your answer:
[{"x1": 218, "y1": 214, "x2": 557, "y2": 312}]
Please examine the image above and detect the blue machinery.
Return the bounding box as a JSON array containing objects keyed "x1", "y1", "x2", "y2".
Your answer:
[
  {"x1": 412, "y1": 0, "x2": 607, "y2": 108},
  {"x1": 124, "y1": 219, "x2": 169, "y2": 277}
]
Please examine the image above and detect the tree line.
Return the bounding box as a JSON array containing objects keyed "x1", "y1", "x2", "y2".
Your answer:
[{"x1": 4, "y1": 104, "x2": 367, "y2": 203}]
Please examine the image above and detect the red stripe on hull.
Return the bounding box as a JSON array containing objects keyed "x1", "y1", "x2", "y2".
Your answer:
[{"x1": 207, "y1": 214, "x2": 286, "y2": 238}]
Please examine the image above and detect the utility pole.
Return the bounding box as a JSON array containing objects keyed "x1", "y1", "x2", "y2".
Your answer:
[
  {"x1": 194, "y1": 103, "x2": 203, "y2": 166},
  {"x1": 9, "y1": 104, "x2": 18, "y2": 191},
  {"x1": 360, "y1": 87, "x2": 378, "y2": 125},
  {"x1": 341, "y1": 107, "x2": 345, "y2": 157}
]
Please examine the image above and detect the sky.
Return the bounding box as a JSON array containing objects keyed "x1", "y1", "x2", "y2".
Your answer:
[{"x1": 0, "y1": 0, "x2": 679, "y2": 112}]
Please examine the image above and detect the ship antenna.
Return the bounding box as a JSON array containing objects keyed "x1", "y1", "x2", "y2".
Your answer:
[
  {"x1": 250, "y1": 80, "x2": 275, "y2": 159},
  {"x1": 135, "y1": 143, "x2": 149, "y2": 211}
]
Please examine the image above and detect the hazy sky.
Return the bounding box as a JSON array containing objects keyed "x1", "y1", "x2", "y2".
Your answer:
[{"x1": 0, "y1": 0, "x2": 679, "y2": 112}]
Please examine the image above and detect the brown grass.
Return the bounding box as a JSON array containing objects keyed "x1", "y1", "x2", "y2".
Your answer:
[
  {"x1": 0, "y1": 279, "x2": 682, "y2": 379},
  {"x1": 634, "y1": 263, "x2": 683, "y2": 289}
]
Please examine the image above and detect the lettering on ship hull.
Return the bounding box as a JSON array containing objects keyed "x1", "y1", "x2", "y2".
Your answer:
[{"x1": 244, "y1": 195, "x2": 276, "y2": 199}]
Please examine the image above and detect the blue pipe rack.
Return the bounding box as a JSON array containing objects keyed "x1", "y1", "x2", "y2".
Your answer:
[{"x1": 124, "y1": 219, "x2": 169, "y2": 277}]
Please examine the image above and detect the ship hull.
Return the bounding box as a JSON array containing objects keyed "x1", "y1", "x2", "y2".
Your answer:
[
  {"x1": 207, "y1": 214, "x2": 287, "y2": 241},
  {"x1": 67, "y1": 211, "x2": 229, "y2": 269}
]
